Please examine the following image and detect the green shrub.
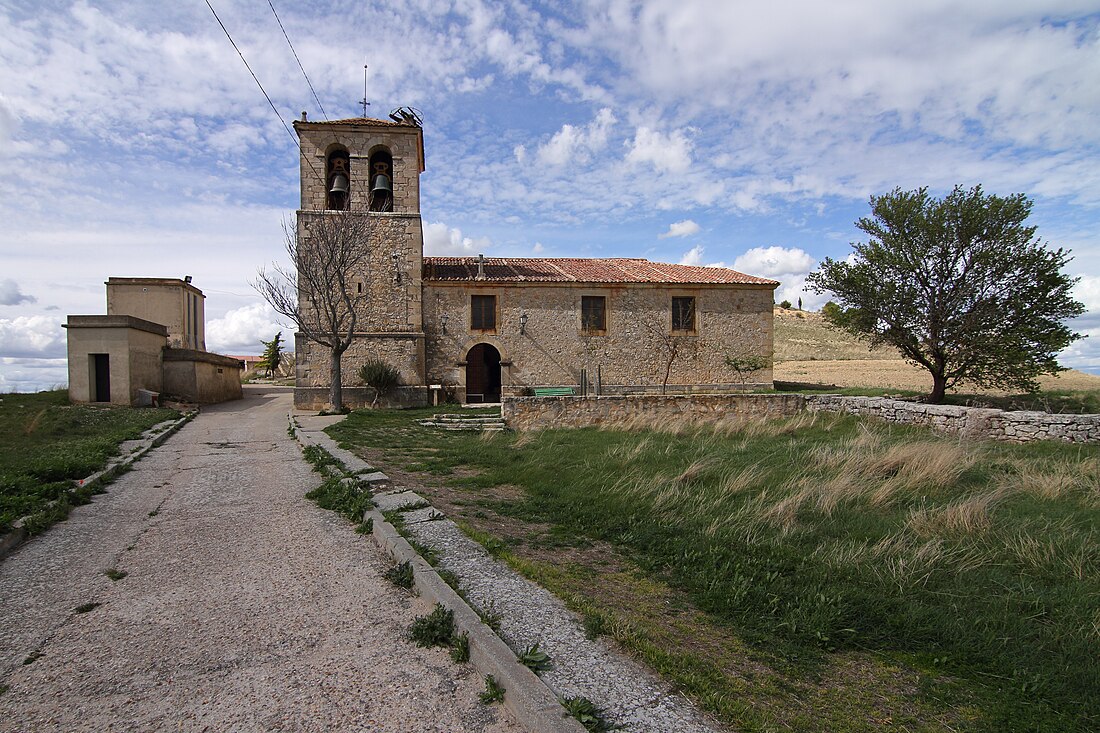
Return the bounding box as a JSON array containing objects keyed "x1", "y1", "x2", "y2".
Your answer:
[{"x1": 358, "y1": 359, "x2": 401, "y2": 407}]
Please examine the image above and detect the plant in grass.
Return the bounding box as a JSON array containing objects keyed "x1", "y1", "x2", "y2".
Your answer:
[
  {"x1": 384, "y1": 560, "x2": 414, "y2": 589},
  {"x1": 408, "y1": 604, "x2": 455, "y2": 648},
  {"x1": 355, "y1": 517, "x2": 374, "y2": 534},
  {"x1": 305, "y1": 477, "x2": 374, "y2": 525},
  {"x1": 517, "y1": 642, "x2": 553, "y2": 673},
  {"x1": 807, "y1": 185, "x2": 1085, "y2": 403},
  {"x1": 450, "y1": 631, "x2": 470, "y2": 663},
  {"x1": 479, "y1": 675, "x2": 505, "y2": 704},
  {"x1": 582, "y1": 611, "x2": 606, "y2": 640},
  {"x1": 562, "y1": 696, "x2": 617, "y2": 732},
  {"x1": 104, "y1": 568, "x2": 127, "y2": 581},
  {"x1": 358, "y1": 359, "x2": 402, "y2": 408}
]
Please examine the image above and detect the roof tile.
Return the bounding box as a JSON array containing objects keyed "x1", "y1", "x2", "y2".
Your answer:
[{"x1": 423, "y1": 257, "x2": 778, "y2": 286}]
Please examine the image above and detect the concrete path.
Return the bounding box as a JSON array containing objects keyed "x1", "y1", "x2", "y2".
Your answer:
[{"x1": 0, "y1": 387, "x2": 519, "y2": 733}]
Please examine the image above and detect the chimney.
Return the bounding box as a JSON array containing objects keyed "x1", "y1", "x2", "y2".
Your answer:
[
  {"x1": 476, "y1": 254, "x2": 486, "y2": 280},
  {"x1": 301, "y1": 111, "x2": 307, "y2": 122}
]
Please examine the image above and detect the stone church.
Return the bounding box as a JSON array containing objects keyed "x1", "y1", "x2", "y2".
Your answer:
[{"x1": 292, "y1": 115, "x2": 779, "y2": 409}]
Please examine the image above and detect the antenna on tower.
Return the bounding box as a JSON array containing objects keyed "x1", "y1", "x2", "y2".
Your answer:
[{"x1": 360, "y1": 65, "x2": 370, "y2": 118}]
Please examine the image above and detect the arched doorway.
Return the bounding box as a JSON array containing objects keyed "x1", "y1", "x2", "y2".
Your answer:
[{"x1": 465, "y1": 343, "x2": 502, "y2": 403}]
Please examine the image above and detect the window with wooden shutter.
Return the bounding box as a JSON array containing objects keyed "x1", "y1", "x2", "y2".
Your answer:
[{"x1": 471, "y1": 295, "x2": 496, "y2": 330}]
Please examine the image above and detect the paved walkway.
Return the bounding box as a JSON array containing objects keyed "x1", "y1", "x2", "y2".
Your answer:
[{"x1": 0, "y1": 387, "x2": 518, "y2": 732}]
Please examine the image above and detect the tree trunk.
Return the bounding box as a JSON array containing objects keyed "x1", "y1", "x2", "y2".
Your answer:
[
  {"x1": 329, "y1": 344, "x2": 344, "y2": 412},
  {"x1": 928, "y1": 371, "x2": 948, "y2": 404}
]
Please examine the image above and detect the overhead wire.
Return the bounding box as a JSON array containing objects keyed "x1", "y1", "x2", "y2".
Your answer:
[
  {"x1": 203, "y1": 0, "x2": 325, "y2": 187},
  {"x1": 268, "y1": 0, "x2": 329, "y2": 121}
]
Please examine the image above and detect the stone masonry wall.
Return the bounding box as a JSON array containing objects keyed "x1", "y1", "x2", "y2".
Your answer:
[
  {"x1": 806, "y1": 395, "x2": 1100, "y2": 444},
  {"x1": 503, "y1": 394, "x2": 805, "y2": 431},
  {"x1": 424, "y1": 281, "x2": 775, "y2": 396}
]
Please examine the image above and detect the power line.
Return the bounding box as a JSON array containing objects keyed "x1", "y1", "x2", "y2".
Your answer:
[
  {"x1": 268, "y1": 0, "x2": 329, "y2": 121},
  {"x1": 203, "y1": 0, "x2": 324, "y2": 187}
]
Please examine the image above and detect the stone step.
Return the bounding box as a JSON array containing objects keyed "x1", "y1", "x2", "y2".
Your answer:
[
  {"x1": 430, "y1": 414, "x2": 503, "y2": 422},
  {"x1": 418, "y1": 419, "x2": 508, "y2": 432}
]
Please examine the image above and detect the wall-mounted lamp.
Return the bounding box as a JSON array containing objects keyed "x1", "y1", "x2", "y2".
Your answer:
[
  {"x1": 440, "y1": 313, "x2": 449, "y2": 334},
  {"x1": 519, "y1": 312, "x2": 529, "y2": 335}
]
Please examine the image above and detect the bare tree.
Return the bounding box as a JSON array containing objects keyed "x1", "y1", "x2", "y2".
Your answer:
[
  {"x1": 253, "y1": 210, "x2": 372, "y2": 411},
  {"x1": 637, "y1": 297, "x2": 697, "y2": 395}
]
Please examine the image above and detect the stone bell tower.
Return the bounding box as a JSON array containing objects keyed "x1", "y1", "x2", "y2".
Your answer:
[{"x1": 291, "y1": 113, "x2": 427, "y2": 409}]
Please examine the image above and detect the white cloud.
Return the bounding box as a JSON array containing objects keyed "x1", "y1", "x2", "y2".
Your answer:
[
  {"x1": 0, "y1": 315, "x2": 65, "y2": 359},
  {"x1": 624, "y1": 126, "x2": 692, "y2": 173},
  {"x1": 733, "y1": 246, "x2": 819, "y2": 308},
  {"x1": 0, "y1": 357, "x2": 67, "y2": 393},
  {"x1": 205, "y1": 302, "x2": 288, "y2": 356},
  {"x1": 0, "y1": 279, "x2": 36, "y2": 305},
  {"x1": 536, "y1": 108, "x2": 617, "y2": 167},
  {"x1": 423, "y1": 222, "x2": 492, "y2": 257},
  {"x1": 679, "y1": 246, "x2": 704, "y2": 266},
  {"x1": 660, "y1": 219, "x2": 700, "y2": 238}
]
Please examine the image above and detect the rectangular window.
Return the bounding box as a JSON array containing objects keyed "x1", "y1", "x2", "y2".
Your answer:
[
  {"x1": 581, "y1": 295, "x2": 606, "y2": 333},
  {"x1": 672, "y1": 296, "x2": 696, "y2": 332},
  {"x1": 471, "y1": 294, "x2": 496, "y2": 330}
]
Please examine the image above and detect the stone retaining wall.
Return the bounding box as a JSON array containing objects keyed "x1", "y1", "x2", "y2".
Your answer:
[
  {"x1": 806, "y1": 395, "x2": 1100, "y2": 444},
  {"x1": 502, "y1": 393, "x2": 806, "y2": 431}
]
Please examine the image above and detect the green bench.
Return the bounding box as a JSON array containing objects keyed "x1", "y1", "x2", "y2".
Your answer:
[{"x1": 532, "y1": 387, "x2": 575, "y2": 397}]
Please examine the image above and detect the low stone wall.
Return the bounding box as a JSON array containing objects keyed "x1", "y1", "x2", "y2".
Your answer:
[
  {"x1": 806, "y1": 395, "x2": 1100, "y2": 444},
  {"x1": 163, "y1": 348, "x2": 243, "y2": 404},
  {"x1": 502, "y1": 394, "x2": 806, "y2": 431},
  {"x1": 294, "y1": 385, "x2": 429, "y2": 411}
]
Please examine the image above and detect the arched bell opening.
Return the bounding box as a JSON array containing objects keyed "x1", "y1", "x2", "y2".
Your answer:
[
  {"x1": 368, "y1": 148, "x2": 394, "y2": 212},
  {"x1": 465, "y1": 343, "x2": 501, "y2": 404},
  {"x1": 326, "y1": 148, "x2": 351, "y2": 210}
]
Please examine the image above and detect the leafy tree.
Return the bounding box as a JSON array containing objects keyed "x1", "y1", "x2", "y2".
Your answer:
[
  {"x1": 821, "y1": 301, "x2": 842, "y2": 321},
  {"x1": 779, "y1": 300, "x2": 792, "y2": 309},
  {"x1": 259, "y1": 331, "x2": 284, "y2": 378},
  {"x1": 807, "y1": 185, "x2": 1085, "y2": 403},
  {"x1": 725, "y1": 352, "x2": 771, "y2": 391},
  {"x1": 358, "y1": 359, "x2": 401, "y2": 408}
]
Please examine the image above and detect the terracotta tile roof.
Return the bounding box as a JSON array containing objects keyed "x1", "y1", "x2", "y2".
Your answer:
[
  {"x1": 423, "y1": 257, "x2": 779, "y2": 286},
  {"x1": 295, "y1": 116, "x2": 419, "y2": 128}
]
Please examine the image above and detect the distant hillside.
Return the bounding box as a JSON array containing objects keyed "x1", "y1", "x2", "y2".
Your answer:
[{"x1": 772, "y1": 306, "x2": 900, "y2": 362}]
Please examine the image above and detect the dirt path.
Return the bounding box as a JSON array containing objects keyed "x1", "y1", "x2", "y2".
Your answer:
[{"x1": 0, "y1": 387, "x2": 518, "y2": 733}]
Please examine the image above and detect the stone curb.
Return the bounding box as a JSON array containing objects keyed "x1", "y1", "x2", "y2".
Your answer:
[
  {"x1": 368, "y1": 510, "x2": 585, "y2": 733},
  {"x1": 0, "y1": 410, "x2": 195, "y2": 561},
  {"x1": 287, "y1": 409, "x2": 585, "y2": 733}
]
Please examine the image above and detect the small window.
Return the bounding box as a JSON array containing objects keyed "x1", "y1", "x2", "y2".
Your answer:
[
  {"x1": 471, "y1": 294, "x2": 496, "y2": 330},
  {"x1": 672, "y1": 296, "x2": 696, "y2": 332},
  {"x1": 581, "y1": 296, "x2": 606, "y2": 333}
]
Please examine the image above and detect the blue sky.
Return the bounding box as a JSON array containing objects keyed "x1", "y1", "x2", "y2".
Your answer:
[{"x1": 2, "y1": 0, "x2": 1099, "y2": 391}]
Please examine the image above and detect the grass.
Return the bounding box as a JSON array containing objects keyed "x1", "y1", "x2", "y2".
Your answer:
[
  {"x1": 0, "y1": 390, "x2": 178, "y2": 534},
  {"x1": 480, "y1": 674, "x2": 505, "y2": 704},
  {"x1": 329, "y1": 406, "x2": 1100, "y2": 733},
  {"x1": 408, "y1": 603, "x2": 456, "y2": 648}
]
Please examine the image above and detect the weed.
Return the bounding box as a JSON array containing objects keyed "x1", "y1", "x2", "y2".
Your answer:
[
  {"x1": 22, "y1": 651, "x2": 42, "y2": 666},
  {"x1": 74, "y1": 602, "x2": 100, "y2": 614},
  {"x1": 408, "y1": 604, "x2": 455, "y2": 648},
  {"x1": 562, "y1": 696, "x2": 617, "y2": 732},
  {"x1": 437, "y1": 568, "x2": 461, "y2": 590},
  {"x1": 427, "y1": 509, "x2": 445, "y2": 521},
  {"x1": 306, "y1": 476, "x2": 374, "y2": 525},
  {"x1": 475, "y1": 600, "x2": 503, "y2": 633},
  {"x1": 384, "y1": 560, "x2": 415, "y2": 588},
  {"x1": 104, "y1": 568, "x2": 127, "y2": 581},
  {"x1": 517, "y1": 642, "x2": 553, "y2": 673},
  {"x1": 0, "y1": 684, "x2": 8, "y2": 695},
  {"x1": 355, "y1": 517, "x2": 374, "y2": 534},
  {"x1": 450, "y1": 631, "x2": 470, "y2": 663},
  {"x1": 147, "y1": 510, "x2": 159, "y2": 517},
  {"x1": 582, "y1": 611, "x2": 606, "y2": 640},
  {"x1": 479, "y1": 674, "x2": 505, "y2": 704}
]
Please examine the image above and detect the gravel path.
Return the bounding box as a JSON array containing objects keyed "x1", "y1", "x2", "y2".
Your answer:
[{"x1": 0, "y1": 387, "x2": 519, "y2": 733}]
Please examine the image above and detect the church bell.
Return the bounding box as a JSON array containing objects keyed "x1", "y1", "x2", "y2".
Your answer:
[
  {"x1": 329, "y1": 173, "x2": 349, "y2": 194},
  {"x1": 371, "y1": 173, "x2": 392, "y2": 195}
]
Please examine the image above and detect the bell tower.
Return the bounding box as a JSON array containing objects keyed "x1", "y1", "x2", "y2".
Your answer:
[{"x1": 291, "y1": 112, "x2": 427, "y2": 409}]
